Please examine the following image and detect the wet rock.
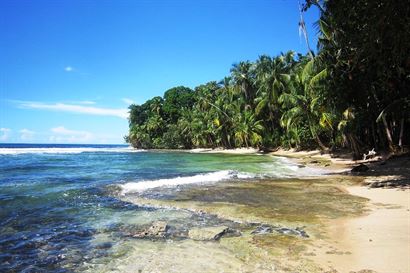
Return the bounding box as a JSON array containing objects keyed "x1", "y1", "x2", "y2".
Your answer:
[
  {"x1": 94, "y1": 242, "x2": 112, "y2": 249},
  {"x1": 222, "y1": 227, "x2": 242, "y2": 238},
  {"x1": 251, "y1": 224, "x2": 273, "y2": 235},
  {"x1": 351, "y1": 164, "x2": 369, "y2": 173},
  {"x1": 368, "y1": 179, "x2": 410, "y2": 188},
  {"x1": 188, "y1": 226, "x2": 229, "y2": 241},
  {"x1": 21, "y1": 265, "x2": 46, "y2": 273},
  {"x1": 276, "y1": 227, "x2": 309, "y2": 238},
  {"x1": 132, "y1": 221, "x2": 168, "y2": 239},
  {"x1": 252, "y1": 224, "x2": 309, "y2": 238}
]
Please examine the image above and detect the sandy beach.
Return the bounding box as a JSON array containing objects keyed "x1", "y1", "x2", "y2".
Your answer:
[
  {"x1": 322, "y1": 186, "x2": 409, "y2": 273},
  {"x1": 186, "y1": 147, "x2": 410, "y2": 273},
  {"x1": 275, "y1": 150, "x2": 410, "y2": 273}
]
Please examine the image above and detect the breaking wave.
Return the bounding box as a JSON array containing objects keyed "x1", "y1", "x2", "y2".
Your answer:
[
  {"x1": 120, "y1": 170, "x2": 255, "y2": 194},
  {"x1": 119, "y1": 157, "x2": 329, "y2": 194}
]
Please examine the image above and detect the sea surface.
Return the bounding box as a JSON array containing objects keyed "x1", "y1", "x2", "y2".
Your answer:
[{"x1": 0, "y1": 143, "x2": 322, "y2": 272}]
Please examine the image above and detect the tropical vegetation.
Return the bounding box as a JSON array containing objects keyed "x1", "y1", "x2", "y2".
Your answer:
[{"x1": 126, "y1": 0, "x2": 409, "y2": 159}]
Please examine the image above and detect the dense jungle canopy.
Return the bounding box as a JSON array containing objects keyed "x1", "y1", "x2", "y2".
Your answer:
[{"x1": 126, "y1": 0, "x2": 410, "y2": 159}]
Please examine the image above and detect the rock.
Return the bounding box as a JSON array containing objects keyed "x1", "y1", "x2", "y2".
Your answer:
[
  {"x1": 132, "y1": 221, "x2": 168, "y2": 239},
  {"x1": 94, "y1": 242, "x2": 113, "y2": 249},
  {"x1": 188, "y1": 226, "x2": 229, "y2": 241},
  {"x1": 351, "y1": 164, "x2": 369, "y2": 172},
  {"x1": 275, "y1": 227, "x2": 309, "y2": 238},
  {"x1": 252, "y1": 225, "x2": 309, "y2": 238},
  {"x1": 223, "y1": 228, "x2": 242, "y2": 238},
  {"x1": 251, "y1": 224, "x2": 273, "y2": 235}
]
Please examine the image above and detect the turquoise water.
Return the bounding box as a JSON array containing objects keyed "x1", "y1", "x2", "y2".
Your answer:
[{"x1": 0, "y1": 144, "x2": 314, "y2": 272}]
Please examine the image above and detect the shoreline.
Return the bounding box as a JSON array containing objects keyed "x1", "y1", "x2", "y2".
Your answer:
[
  {"x1": 128, "y1": 148, "x2": 410, "y2": 273},
  {"x1": 270, "y1": 149, "x2": 410, "y2": 273}
]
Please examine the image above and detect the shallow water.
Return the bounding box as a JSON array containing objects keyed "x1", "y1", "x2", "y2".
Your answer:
[{"x1": 2, "y1": 144, "x2": 327, "y2": 272}]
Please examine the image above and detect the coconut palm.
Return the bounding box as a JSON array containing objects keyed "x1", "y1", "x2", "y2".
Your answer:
[
  {"x1": 230, "y1": 61, "x2": 256, "y2": 106},
  {"x1": 279, "y1": 57, "x2": 332, "y2": 150}
]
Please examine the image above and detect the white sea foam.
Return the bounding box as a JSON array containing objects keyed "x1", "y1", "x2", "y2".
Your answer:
[
  {"x1": 119, "y1": 157, "x2": 330, "y2": 194},
  {"x1": 274, "y1": 156, "x2": 329, "y2": 177},
  {"x1": 0, "y1": 147, "x2": 143, "y2": 155},
  {"x1": 120, "y1": 170, "x2": 255, "y2": 194}
]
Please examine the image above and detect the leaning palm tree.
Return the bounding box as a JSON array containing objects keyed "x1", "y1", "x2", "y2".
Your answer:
[{"x1": 233, "y1": 110, "x2": 264, "y2": 148}]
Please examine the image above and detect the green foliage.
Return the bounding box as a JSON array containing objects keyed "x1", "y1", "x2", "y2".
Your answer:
[
  {"x1": 126, "y1": 1, "x2": 409, "y2": 153},
  {"x1": 163, "y1": 86, "x2": 195, "y2": 123}
]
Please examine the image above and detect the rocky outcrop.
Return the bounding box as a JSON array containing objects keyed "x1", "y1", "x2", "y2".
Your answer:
[
  {"x1": 132, "y1": 221, "x2": 168, "y2": 239},
  {"x1": 188, "y1": 226, "x2": 229, "y2": 241}
]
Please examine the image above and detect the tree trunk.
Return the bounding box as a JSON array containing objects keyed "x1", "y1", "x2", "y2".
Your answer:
[
  {"x1": 315, "y1": 135, "x2": 328, "y2": 151},
  {"x1": 381, "y1": 114, "x2": 394, "y2": 152},
  {"x1": 347, "y1": 133, "x2": 362, "y2": 160},
  {"x1": 307, "y1": 114, "x2": 328, "y2": 151},
  {"x1": 399, "y1": 118, "x2": 404, "y2": 149}
]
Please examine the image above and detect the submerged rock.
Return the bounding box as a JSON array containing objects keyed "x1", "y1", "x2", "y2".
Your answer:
[
  {"x1": 275, "y1": 227, "x2": 309, "y2": 238},
  {"x1": 188, "y1": 226, "x2": 229, "y2": 241},
  {"x1": 132, "y1": 221, "x2": 168, "y2": 239},
  {"x1": 252, "y1": 224, "x2": 309, "y2": 238},
  {"x1": 94, "y1": 242, "x2": 113, "y2": 249}
]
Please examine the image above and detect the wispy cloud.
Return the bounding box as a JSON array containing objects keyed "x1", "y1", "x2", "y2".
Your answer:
[
  {"x1": 20, "y1": 129, "x2": 35, "y2": 141},
  {"x1": 18, "y1": 101, "x2": 128, "y2": 119},
  {"x1": 64, "y1": 66, "x2": 74, "y2": 72},
  {"x1": 121, "y1": 98, "x2": 135, "y2": 105},
  {"x1": 0, "y1": 128, "x2": 11, "y2": 141},
  {"x1": 77, "y1": 100, "x2": 96, "y2": 105},
  {"x1": 50, "y1": 126, "x2": 94, "y2": 143}
]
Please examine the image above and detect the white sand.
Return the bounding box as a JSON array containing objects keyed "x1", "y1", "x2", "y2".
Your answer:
[{"x1": 312, "y1": 186, "x2": 410, "y2": 273}]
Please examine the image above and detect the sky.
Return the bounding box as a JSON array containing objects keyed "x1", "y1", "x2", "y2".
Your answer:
[{"x1": 0, "y1": 0, "x2": 319, "y2": 144}]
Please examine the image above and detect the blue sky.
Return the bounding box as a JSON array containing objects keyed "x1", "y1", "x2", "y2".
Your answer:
[{"x1": 0, "y1": 0, "x2": 319, "y2": 144}]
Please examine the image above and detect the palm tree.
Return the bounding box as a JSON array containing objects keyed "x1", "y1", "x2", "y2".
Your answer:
[
  {"x1": 254, "y1": 53, "x2": 293, "y2": 133},
  {"x1": 279, "y1": 57, "x2": 332, "y2": 150},
  {"x1": 232, "y1": 110, "x2": 264, "y2": 148},
  {"x1": 230, "y1": 61, "x2": 256, "y2": 106}
]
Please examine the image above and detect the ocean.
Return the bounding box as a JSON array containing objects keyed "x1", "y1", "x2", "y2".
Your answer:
[{"x1": 0, "y1": 144, "x2": 322, "y2": 272}]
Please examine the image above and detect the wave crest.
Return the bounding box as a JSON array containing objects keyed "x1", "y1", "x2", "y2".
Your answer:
[{"x1": 120, "y1": 170, "x2": 254, "y2": 194}]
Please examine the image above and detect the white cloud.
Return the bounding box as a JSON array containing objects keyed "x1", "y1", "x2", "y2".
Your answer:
[
  {"x1": 50, "y1": 126, "x2": 94, "y2": 143},
  {"x1": 64, "y1": 66, "x2": 74, "y2": 72},
  {"x1": 122, "y1": 98, "x2": 135, "y2": 105},
  {"x1": 0, "y1": 128, "x2": 11, "y2": 141},
  {"x1": 20, "y1": 129, "x2": 35, "y2": 141},
  {"x1": 18, "y1": 101, "x2": 128, "y2": 119},
  {"x1": 77, "y1": 100, "x2": 96, "y2": 105}
]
